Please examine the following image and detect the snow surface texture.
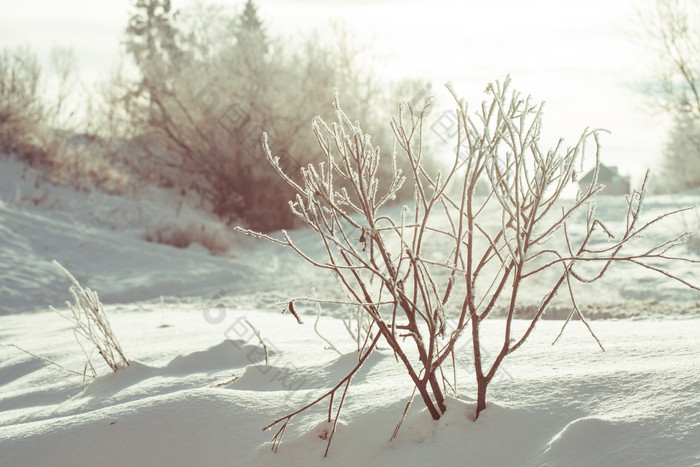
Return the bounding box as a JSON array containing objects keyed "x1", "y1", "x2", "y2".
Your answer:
[
  {"x1": 1, "y1": 310, "x2": 699, "y2": 466},
  {"x1": 1, "y1": 158, "x2": 699, "y2": 465}
]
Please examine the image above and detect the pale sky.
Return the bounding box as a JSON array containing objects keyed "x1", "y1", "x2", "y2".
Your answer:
[{"x1": 0, "y1": 0, "x2": 663, "y2": 185}]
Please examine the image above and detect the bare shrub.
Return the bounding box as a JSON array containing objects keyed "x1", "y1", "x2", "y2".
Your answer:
[
  {"x1": 238, "y1": 77, "x2": 699, "y2": 455},
  {"x1": 144, "y1": 219, "x2": 231, "y2": 254},
  {"x1": 42, "y1": 135, "x2": 130, "y2": 195}
]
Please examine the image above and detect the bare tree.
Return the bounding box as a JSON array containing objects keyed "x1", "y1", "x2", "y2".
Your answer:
[
  {"x1": 238, "y1": 76, "x2": 699, "y2": 456},
  {"x1": 636, "y1": 0, "x2": 700, "y2": 191},
  {"x1": 46, "y1": 46, "x2": 79, "y2": 129},
  {"x1": 0, "y1": 46, "x2": 44, "y2": 161},
  {"x1": 656, "y1": 112, "x2": 700, "y2": 192},
  {"x1": 637, "y1": 0, "x2": 700, "y2": 117},
  {"x1": 118, "y1": 1, "x2": 426, "y2": 231}
]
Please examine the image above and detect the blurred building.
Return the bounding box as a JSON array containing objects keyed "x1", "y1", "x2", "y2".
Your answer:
[{"x1": 578, "y1": 164, "x2": 630, "y2": 195}]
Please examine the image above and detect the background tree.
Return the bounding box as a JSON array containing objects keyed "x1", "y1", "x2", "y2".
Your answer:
[
  {"x1": 636, "y1": 0, "x2": 700, "y2": 192},
  {"x1": 0, "y1": 47, "x2": 44, "y2": 162},
  {"x1": 235, "y1": 0, "x2": 269, "y2": 58},
  {"x1": 120, "y1": 0, "x2": 426, "y2": 231},
  {"x1": 125, "y1": 0, "x2": 185, "y2": 100}
]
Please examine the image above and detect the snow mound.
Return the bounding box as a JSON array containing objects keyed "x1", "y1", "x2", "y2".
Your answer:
[
  {"x1": 539, "y1": 417, "x2": 636, "y2": 465},
  {"x1": 165, "y1": 339, "x2": 270, "y2": 373}
]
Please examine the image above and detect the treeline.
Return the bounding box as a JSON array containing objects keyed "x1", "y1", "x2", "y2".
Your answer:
[{"x1": 0, "y1": 0, "x2": 425, "y2": 231}]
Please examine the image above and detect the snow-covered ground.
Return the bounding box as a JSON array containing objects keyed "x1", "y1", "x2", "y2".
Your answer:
[{"x1": 1, "y1": 157, "x2": 699, "y2": 466}]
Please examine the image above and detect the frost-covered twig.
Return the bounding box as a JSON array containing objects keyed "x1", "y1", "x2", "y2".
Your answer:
[
  {"x1": 245, "y1": 319, "x2": 268, "y2": 365},
  {"x1": 2, "y1": 343, "x2": 83, "y2": 376},
  {"x1": 313, "y1": 300, "x2": 342, "y2": 355},
  {"x1": 263, "y1": 333, "x2": 380, "y2": 455}
]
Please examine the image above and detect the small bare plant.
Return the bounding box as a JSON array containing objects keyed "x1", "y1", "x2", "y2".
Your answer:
[
  {"x1": 6, "y1": 261, "x2": 130, "y2": 381},
  {"x1": 51, "y1": 260, "x2": 129, "y2": 373},
  {"x1": 237, "y1": 76, "x2": 699, "y2": 455},
  {"x1": 680, "y1": 208, "x2": 700, "y2": 250}
]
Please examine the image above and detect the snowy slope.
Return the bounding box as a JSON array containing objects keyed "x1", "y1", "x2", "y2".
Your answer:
[
  {"x1": 0, "y1": 157, "x2": 299, "y2": 314},
  {"x1": 1, "y1": 156, "x2": 698, "y2": 317}
]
